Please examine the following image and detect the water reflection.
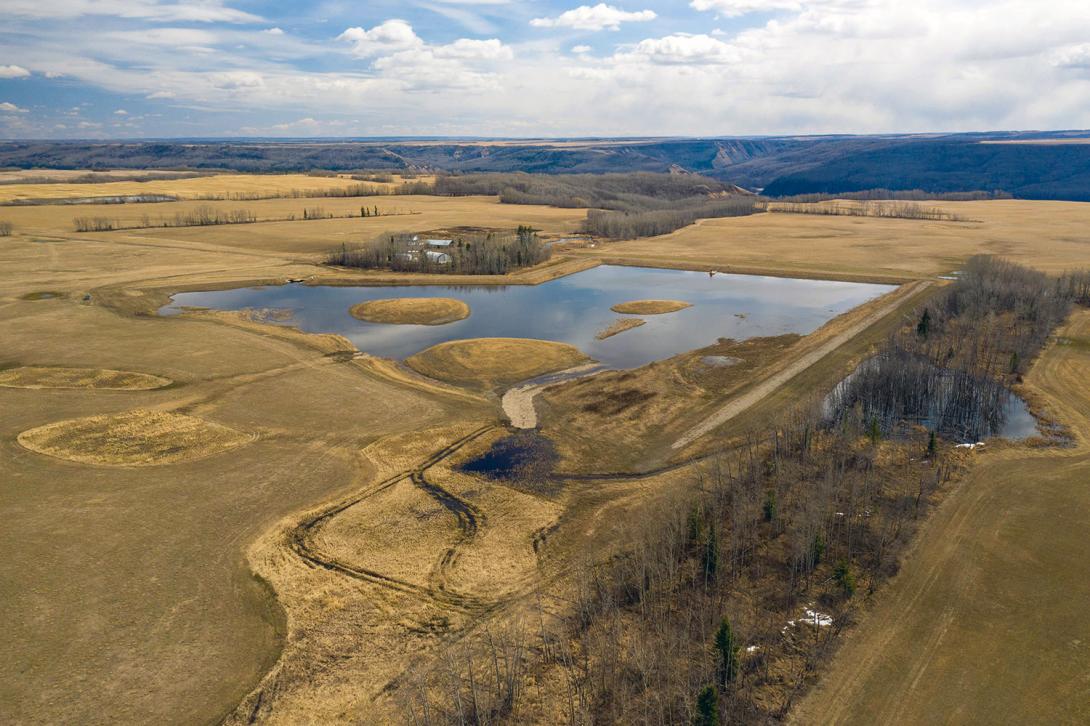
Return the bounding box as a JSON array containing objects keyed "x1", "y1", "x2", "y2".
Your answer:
[{"x1": 162, "y1": 265, "x2": 895, "y2": 369}]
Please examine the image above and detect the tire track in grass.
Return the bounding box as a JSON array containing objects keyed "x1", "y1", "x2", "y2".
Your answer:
[{"x1": 291, "y1": 424, "x2": 497, "y2": 615}]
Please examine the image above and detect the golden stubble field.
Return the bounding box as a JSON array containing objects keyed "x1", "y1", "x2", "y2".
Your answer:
[
  {"x1": 575, "y1": 199, "x2": 1090, "y2": 281},
  {"x1": 0, "y1": 172, "x2": 420, "y2": 203},
  {"x1": 2, "y1": 172, "x2": 1089, "y2": 725}
]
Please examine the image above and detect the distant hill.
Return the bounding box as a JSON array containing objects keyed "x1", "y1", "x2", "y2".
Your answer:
[
  {"x1": 2, "y1": 131, "x2": 1088, "y2": 201},
  {"x1": 761, "y1": 139, "x2": 1090, "y2": 201}
]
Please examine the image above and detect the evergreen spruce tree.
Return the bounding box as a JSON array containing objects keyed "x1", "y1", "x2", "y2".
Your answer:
[
  {"x1": 714, "y1": 617, "x2": 740, "y2": 685},
  {"x1": 693, "y1": 685, "x2": 720, "y2": 726},
  {"x1": 917, "y1": 308, "x2": 931, "y2": 338}
]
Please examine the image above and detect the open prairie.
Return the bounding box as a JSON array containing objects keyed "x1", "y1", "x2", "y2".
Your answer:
[
  {"x1": 2, "y1": 170, "x2": 1088, "y2": 725},
  {"x1": 576, "y1": 200, "x2": 1090, "y2": 281},
  {"x1": 0, "y1": 194, "x2": 586, "y2": 255},
  {"x1": 0, "y1": 172, "x2": 417, "y2": 203}
]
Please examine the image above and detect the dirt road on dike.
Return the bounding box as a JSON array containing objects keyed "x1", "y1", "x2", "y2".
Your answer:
[{"x1": 672, "y1": 281, "x2": 931, "y2": 450}]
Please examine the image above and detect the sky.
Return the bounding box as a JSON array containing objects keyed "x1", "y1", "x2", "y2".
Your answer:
[{"x1": 1, "y1": 0, "x2": 1089, "y2": 139}]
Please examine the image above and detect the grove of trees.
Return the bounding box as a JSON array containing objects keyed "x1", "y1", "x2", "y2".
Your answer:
[{"x1": 327, "y1": 226, "x2": 551, "y2": 275}]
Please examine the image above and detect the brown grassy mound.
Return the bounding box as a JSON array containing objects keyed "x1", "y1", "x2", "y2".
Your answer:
[
  {"x1": 596, "y1": 318, "x2": 646, "y2": 340},
  {"x1": 0, "y1": 366, "x2": 172, "y2": 390},
  {"x1": 17, "y1": 409, "x2": 253, "y2": 466},
  {"x1": 350, "y1": 297, "x2": 470, "y2": 326},
  {"x1": 406, "y1": 338, "x2": 589, "y2": 391},
  {"x1": 611, "y1": 299, "x2": 692, "y2": 315}
]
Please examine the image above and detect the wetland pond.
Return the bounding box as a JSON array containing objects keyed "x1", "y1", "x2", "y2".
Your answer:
[{"x1": 162, "y1": 266, "x2": 894, "y2": 370}]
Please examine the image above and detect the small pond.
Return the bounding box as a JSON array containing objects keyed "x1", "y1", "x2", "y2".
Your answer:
[
  {"x1": 162, "y1": 265, "x2": 895, "y2": 370},
  {"x1": 824, "y1": 357, "x2": 1041, "y2": 442}
]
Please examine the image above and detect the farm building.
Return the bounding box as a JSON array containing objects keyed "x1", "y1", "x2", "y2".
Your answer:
[
  {"x1": 426, "y1": 239, "x2": 453, "y2": 248},
  {"x1": 425, "y1": 250, "x2": 452, "y2": 264}
]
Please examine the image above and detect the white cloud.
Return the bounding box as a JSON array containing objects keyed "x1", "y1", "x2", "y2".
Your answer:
[
  {"x1": 690, "y1": 0, "x2": 803, "y2": 16},
  {"x1": 209, "y1": 71, "x2": 265, "y2": 89},
  {"x1": 114, "y1": 109, "x2": 128, "y2": 115},
  {"x1": 531, "y1": 4, "x2": 657, "y2": 32},
  {"x1": 6, "y1": 0, "x2": 1090, "y2": 138},
  {"x1": 263, "y1": 27, "x2": 285, "y2": 36},
  {"x1": 337, "y1": 21, "x2": 512, "y2": 92},
  {"x1": 0, "y1": 102, "x2": 29, "y2": 113},
  {"x1": 4, "y1": 0, "x2": 260, "y2": 23},
  {"x1": 0, "y1": 65, "x2": 31, "y2": 79},
  {"x1": 338, "y1": 20, "x2": 422, "y2": 58},
  {"x1": 1052, "y1": 43, "x2": 1090, "y2": 69},
  {"x1": 626, "y1": 34, "x2": 742, "y2": 64},
  {"x1": 435, "y1": 38, "x2": 513, "y2": 61}
]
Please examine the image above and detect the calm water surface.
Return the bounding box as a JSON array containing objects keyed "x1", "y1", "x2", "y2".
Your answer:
[{"x1": 162, "y1": 266, "x2": 895, "y2": 369}]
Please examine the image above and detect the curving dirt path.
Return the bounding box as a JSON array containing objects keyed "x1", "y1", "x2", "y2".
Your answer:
[
  {"x1": 672, "y1": 281, "x2": 931, "y2": 450},
  {"x1": 502, "y1": 363, "x2": 605, "y2": 429},
  {"x1": 291, "y1": 425, "x2": 499, "y2": 615}
]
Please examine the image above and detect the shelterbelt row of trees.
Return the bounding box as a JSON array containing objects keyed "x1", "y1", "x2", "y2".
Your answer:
[
  {"x1": 72, "y1": 204, "x2": 403, "y2": 232},
  {"x1": 399, "y1": 257, "x2": 1087, "y2": 724},
  {"x1": 327, "y1": 226, "x2": 550, "y2": 275},
  {"x1": 418, "y1": 172, "x2": 765, "y2": 239}
]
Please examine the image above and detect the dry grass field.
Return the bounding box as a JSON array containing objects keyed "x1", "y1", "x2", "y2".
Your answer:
[
  {"x1": 793, "y1": 310, "x2": 1090, "y2": 725},
  {"x1": 0, "y1": 194, "x2": 585, "y2": 256},
  {"x1": 350, "y1": 297, "x2": 470, "y2": 325},
  {"x1": 610, "y1": 299, "x2": 692, "y2": 314},
  {"x1": 0, "y1": 173, "x2": 416, "y2": 203},
  {"x1": 2, "y1": 170, "x2": 1088, "y2": 725},
  {"x1": 577, "y1": 200, "x2": 1090, "y2": 282},
  {"x1": 596, "y1": 317, "x2": 646, "y2": 339},
  {"x1": 0, "y1": 365, "x2": 172, "y2": 390},
  {"x1": 406, "y1": 338, "x2": 590, "y2": 391},
  {"x1": 17, "y1": 409, "x2": 254, "y2": 466},
  {"x1": 0, "y1": 252, "x2": 490, "y2": 724}
]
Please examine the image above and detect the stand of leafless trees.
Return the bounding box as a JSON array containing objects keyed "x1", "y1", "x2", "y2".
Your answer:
[
  {"x1": 0, "y1": 220, "x2": 12, "y2": 236},
  {"x1": 397, "y1": 173, "x2": 764, "y2": 239},
  {"x1": 773, "y1": 189, "x2": 1010, "y2": 203},
  {"x1": 584, "y1": 198, "x2": 761, "y2": 239},
  {"x1": 829, "y1": 256, "x2": 1076, "y2": 440},
  {"x1": 767, "y1": 201, "x2": 969, "y2": 222},
  {"x1": 72, "y1": 204, "x2": 409, "y2": 232},
  {"x1": 327, "y1": 226, "x2": 550, "y2": 275},
  {"x1": 398, "y1": 256, "x2": 1084, "y2": 725}
]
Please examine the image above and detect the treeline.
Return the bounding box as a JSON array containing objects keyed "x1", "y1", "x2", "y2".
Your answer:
[
  {"x1": 586, "y1": 197, "x2": 762, "y2": 239},
  {"x1": 74, "y1": 207, "x2": 256, "y2": 231},
  {"x1": 73, "y1": 204, "x2": 406, "y2": 232},
  {"x1": 409, "y1": 172, "x2": 763, "y2": 239},
  {"x1": 767, "y1": 200, "x2": 970, "y2": 222},
  {"x1": 189, "y1": 181, "x2": 424, "y2": 202},
  {"x1": 1065, "y1": 271, "x2": 1090, "y2": 306},
  {"x1": 828, "y1": 256, "x2": 1076, "y2": 441},
  {"x1": 0, "y1": 170, "x2": 210, "y2": 186},
  {"x1": 425, "y1": 172, "x2": 734, "y2": 211},
  {"x1": 401, "y1": 404, "x2": 961, "y2": 724},
  {"x1": 773, "y1": 189, "x2": 1011, "y2": 203},
  {"x1": 401, "y1": 256, "x2": 1084, "y2": 723},
  {"x1": 327, "y1": 226, "x2": 550, "y2": 275}
]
